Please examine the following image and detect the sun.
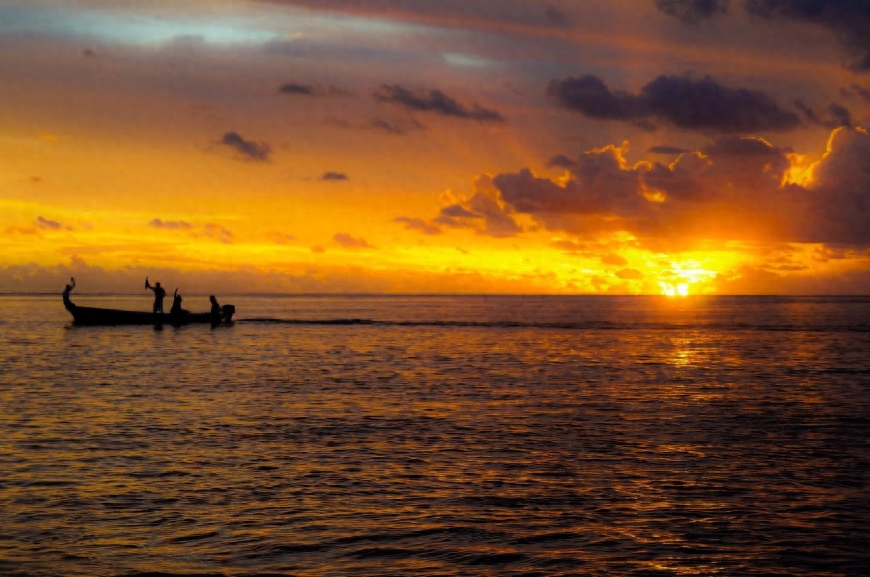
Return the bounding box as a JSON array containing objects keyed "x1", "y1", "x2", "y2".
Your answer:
[{"x1": 660, "y1": 281, "x2": 690, "y2": 297}]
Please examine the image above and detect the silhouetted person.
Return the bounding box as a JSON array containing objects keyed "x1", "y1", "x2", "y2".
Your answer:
[
  {"x1": 209, "y1": 295, "x2": 221, "y2": 323},
  {"x1": 145, "y1": 277, "x2": 166, "y2": 313},
  {"x1": 169, "y1": 290, "x2": 187, "y2": 320},
  {"x1": 62, "y1": 277, "x2": 76, "y2": 310}
]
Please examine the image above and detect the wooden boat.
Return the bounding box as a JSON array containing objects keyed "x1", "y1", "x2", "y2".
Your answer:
[
  {"x1": 65, "y1": 303, "x2": 235, "y2": 326},
  {"x1": 63, "y1": 281, "x2": 235, "y2": 326}
]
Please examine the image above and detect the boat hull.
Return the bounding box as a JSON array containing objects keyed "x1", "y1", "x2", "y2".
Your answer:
[{"x1": 64, "y1": 301, "x2": 235, "y2": 326}]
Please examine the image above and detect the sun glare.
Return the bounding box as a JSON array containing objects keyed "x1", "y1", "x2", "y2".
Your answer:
[{"x1": 659, "y1": 281, "x2": 690, "y2": 297}]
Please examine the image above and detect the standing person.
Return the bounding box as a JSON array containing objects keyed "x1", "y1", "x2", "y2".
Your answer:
[
  {"x1": 145, "y1": 277, "x2": 167, "y2": 313},
  {"x1": 62, "y1": 277, "x2": 76, "y2": 310}
]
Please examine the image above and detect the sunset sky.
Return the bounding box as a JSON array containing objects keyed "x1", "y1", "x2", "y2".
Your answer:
[{"x1": 2, "y1": 0, "x2": 870, "y2": 294}]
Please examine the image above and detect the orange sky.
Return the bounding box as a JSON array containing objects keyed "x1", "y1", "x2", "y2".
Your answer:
[{"x1": 2, "y1": 0, "x2": 870, "y2": 294}]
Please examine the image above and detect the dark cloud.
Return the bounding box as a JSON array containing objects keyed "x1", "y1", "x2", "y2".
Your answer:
[
  {"x1": 842, "y1": 84, "x2": 870, "y2": 103},
  {"x1": 150, "y1": 218, "x2": 193, "y2": 230},
  {"x1": 546, "y1": 154, "x2": 577, "y2": 168},
  {"x1": 745, "y1": 0, "x2": 870, "y2": 70},
  {"x1": 798, "y1": 127, "x2": 870, "y2": 244},
  {"x1": 278, "y1": 82, "x2": 349, "y2": 97},
  {"x1": 795, "y1": 100, "x2": 852, "y2": 128},
  {"x1": 826, "y1": 104, "x2": 853, "y2": 128},
  {"x1": 438, "y1": 204, "x2": 478, "y2": 219},
  {"x1": 369, "y1": 117, "x2": 425, "y2": 134},
  {"x1": 326, "y1": 116, "x2": 425, "y2": 134},
  {"x1": 36, "y1": 216, "x2": 62, "y2": 230},
  {"x1": 495, "y1": 145, "x2": 645, "y2": 217},
  {"x1": 279, "y1": 82, "x2": 315, "y2": 96},
  {"x1": 394, "y1": 216, "x2": 442, "y2": 235},
  {"x1": 321, "y1": 172, "x2": 348, "y2": 181},
  {"x1": 655, "y1": 0, "x2": 729, "y2": 22},
  {"x1": 435, "y1": 128, "x2": 870, "y2": 248},
  {"x1": 374, "y1": 84, "x2": 505, "y2": 122},
  {"x1": 221, "y1": 131, "x2": 271, "y2": 161},
  {"x1": 657, "y1": 0, "x2": 870, "y2": 71},
  {"x1": 549, "y1": 74, "x2": 801, "y2": 133},
  {"x1": 648, "y1": 145, "x2": 691, "y2": 154},
  {"x1": 334, "y1": 233, "x2": 373, "y2": 248}
]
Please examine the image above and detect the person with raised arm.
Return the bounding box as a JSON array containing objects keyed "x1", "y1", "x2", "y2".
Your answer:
[{"x1": 145, "y1": 277, "x2": 167, "y2": 314}]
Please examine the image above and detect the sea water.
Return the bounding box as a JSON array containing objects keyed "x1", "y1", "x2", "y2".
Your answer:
[{"x1": 1, "y1": 294, "x2": 868, "y2": 576}]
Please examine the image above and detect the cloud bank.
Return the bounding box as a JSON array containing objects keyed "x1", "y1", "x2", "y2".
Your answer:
[{"x1": 548, "y1": 74, "x2": 801, "y2": 133}]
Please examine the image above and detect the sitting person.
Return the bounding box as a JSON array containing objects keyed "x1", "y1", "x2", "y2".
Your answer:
[
  {"x1": 209, "y1": 295, "x2": 221, "y2": 322},
  {"x1": 169, "y1": 291, "x2": 188, "y2": 319}
]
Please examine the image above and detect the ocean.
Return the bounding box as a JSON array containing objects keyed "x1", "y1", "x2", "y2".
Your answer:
[{"x1": 1, "y1": 294, "x2": 868, "y2": 576}]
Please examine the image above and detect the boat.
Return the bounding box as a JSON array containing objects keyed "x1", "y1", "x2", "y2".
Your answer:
[{"x1": 62, "y1": 279, "x2": 235, "y2": 326}]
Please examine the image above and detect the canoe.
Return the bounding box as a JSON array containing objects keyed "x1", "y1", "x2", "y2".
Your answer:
[{"x1": 64, "y1": 295, "x2": 235, "y2": 326}]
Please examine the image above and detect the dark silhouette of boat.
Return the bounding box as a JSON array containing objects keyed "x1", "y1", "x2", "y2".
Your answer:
[{"x1": 62, "y1": 279, "x2": 235, "y2": 326}]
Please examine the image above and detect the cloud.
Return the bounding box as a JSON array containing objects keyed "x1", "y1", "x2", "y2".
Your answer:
[
  {"x1": 326, "y1": 116, "x2": 426, "y2": 134},
  {"x1": 369, "y1": 117, "x2": 425, "y2": 134},
  {"x1": 430, "y1": 128, "x2": 870, "y2": 249},
  {"x1": 648, "y1": 145, "x2": 691, "y2": 155},
  {"x1": 745, "y1": 0, "x2": 870, "y2": 71},
  {"x1": 797, "y1": 127, "x2": 870, "y2": 244},
  {"x1": 656, "y1": 0, "x2": 870, "y2": 71},
  {"x1": 794, "y1": 100, "x2": 852, "y2": 128},
  {"x1": 5, "y1": 225, "x2": 39, "y2": 236},
  {"x1": 434, "y1": 176, "x2": 522, "y2": 237},
  {"x1": 221, "y1": 131, "x2": 271, "y2": 161},
  {"x1": 269, "y1": 232, "x2": 296, "y2": 244},
  {"x1": 254, "y1": 1, "x2": 577, "y2": 33},
  {"x1": 202, "y1": 223, "x2": 234, "y2": 244},
  {"x1": 842, "y1": 84, "x2": 870, "y2": 103},
  {"x1": 601, "y1": 253, "x2": 628, "y2": 266},
  {"x1": 320, "y1": 171, "x2": 348, "y2": 181},
  {"x1": 334, "y1": 233, "x2": 373, "y2": 248},
  {"x1": 655, "y1": 0, "x2": 729, "y2": 23},
  {"x1": 278, "y1": 81, "x2": 315, "y2": 96},
  {"x1": 150, "y1": 218, "x2": 193, "y2": 230},
  {"x1": 150, "y1": 218, "x2": 233, "y2": 243},
  {"x1": 35, "y1": 216, "x2": 63, "y2": 230},
  {"x1": 278, "y1": 81, "x2": 349, "y2": 97},
  {"x1": 546, "y1": 154, "x2": 577, "y2": 168},
  {"x1": 374, "y1": 84, "x2": 505, "y2": 122},
  {"x1": 616, "y1": 268, "x2": 644, "y2": 280},
  {"x1": 394, "y1": 216, "x2": 442, "y2": 235},
  {"x1": 548, "y1": 74, "x2": 801, "y2": 133}
]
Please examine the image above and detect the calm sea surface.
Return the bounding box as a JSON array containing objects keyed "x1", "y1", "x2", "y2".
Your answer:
[{"x1": 1, "y1": 294, "x2": 868, "y2": 576}]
